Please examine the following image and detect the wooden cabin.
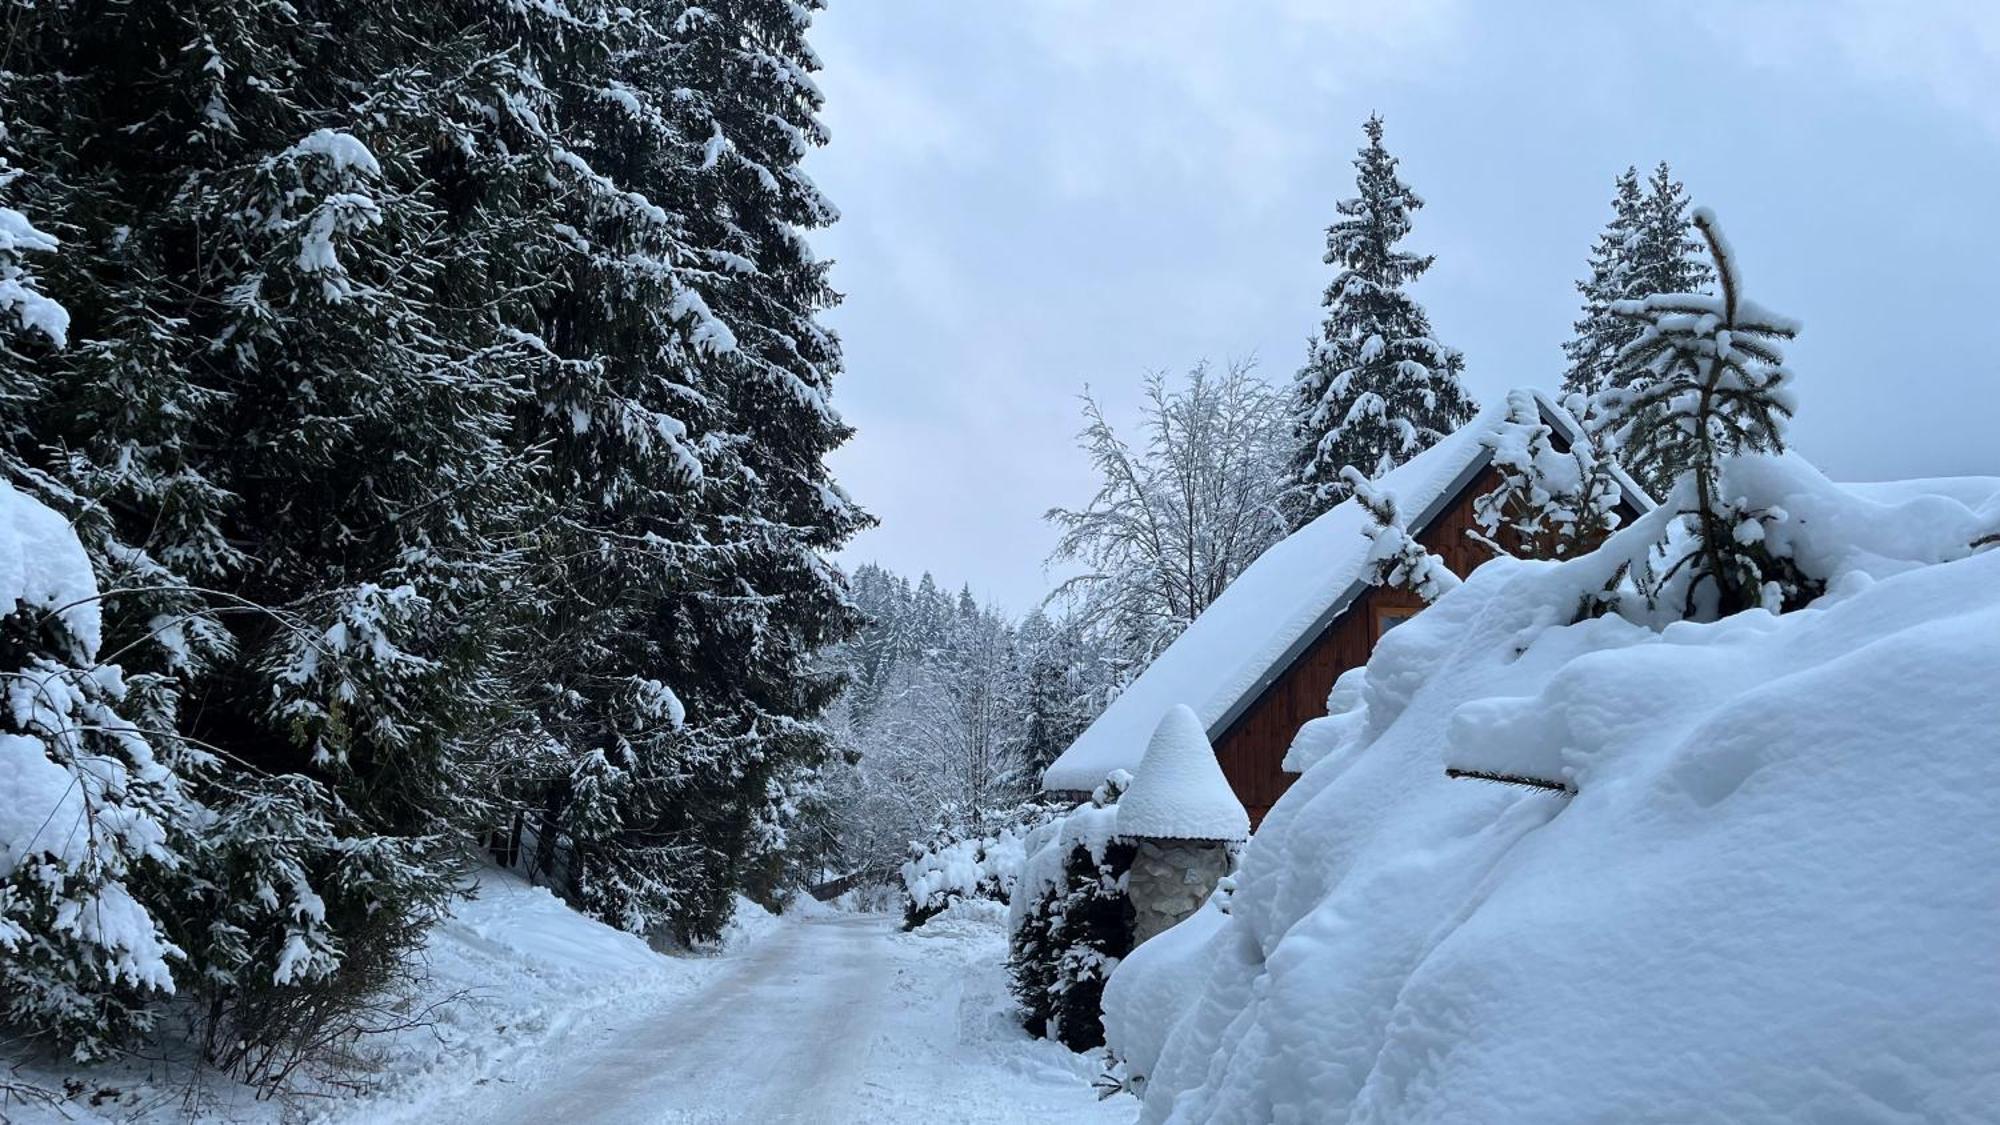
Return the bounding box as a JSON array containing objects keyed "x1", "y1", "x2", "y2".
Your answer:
[{"x1": 1040, "y1": 391, "x2": 1651, "y2": 828}]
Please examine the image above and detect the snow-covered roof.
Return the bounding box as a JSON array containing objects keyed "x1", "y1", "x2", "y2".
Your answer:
[
  {"x1": 1116, "y1": 705, "x2": 1250, "y2": 842},
  {"x1": 1042, "y1": 390, "x2": 1648, "y2": 794}
]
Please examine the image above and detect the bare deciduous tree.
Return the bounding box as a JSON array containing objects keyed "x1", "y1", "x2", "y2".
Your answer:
[{"x1": 1046, "y1": 360, "x2": 1293, "y2": 677}]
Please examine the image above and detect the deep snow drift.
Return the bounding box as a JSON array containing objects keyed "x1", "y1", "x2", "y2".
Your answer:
[{"x1": 1106, "y1": 457, "x2": 2000, "y2": 1123}]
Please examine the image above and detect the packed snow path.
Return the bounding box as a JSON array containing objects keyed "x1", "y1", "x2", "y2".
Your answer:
[{"x1": 443, "y1": 912, "x2": 1129, "y2": 1125}]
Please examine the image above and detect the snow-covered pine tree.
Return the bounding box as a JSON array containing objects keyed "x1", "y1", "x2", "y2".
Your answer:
[
  {"x1": 1007, "y1": 777, "x2": 1134, "y2": 1052},
  {"x1": 0, "y1": 483, "x2": 188, "y2": 1062},
  {"x1": 648, "y1": 0, "x2": 869, "y2": 923},
  {"x1": 1471, "y1": 391, "x2": 1623, "y2": 560},
  {"x1": 1561, "y1": 164, "x2": 1713, "y2": 496},
  {"x1": 0, "y1": 174, "x2": 185, "y2": 1062},
  {"x1": 1592, "y1": 208, "x2": 1812, "y2": 618},
  {"x1": 0, "y1": 0, "x2": 570, "y2": 1066},
  {"x1": 1628, "y1": 163, "x2": 1714, "y2": 312},
  {"x1": 1289, "y1": 116, "x2": 1475, "y2": 523},
  {"x1": 469, "y1": 0, "x2": 862, "y2": 940},
  {"x1": 1560, "y1": 167, "x2": 1644, "y2": 401},
  {"x1": 1014, "y1": 608, "x2": 1107, "y2": 776}
]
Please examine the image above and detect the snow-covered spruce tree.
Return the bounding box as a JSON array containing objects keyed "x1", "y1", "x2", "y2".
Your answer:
[
  {"x1": 0, "y1": 165, "x2": 187, "y2": 1062},
  {"x1": 1008, "y1": 775, "x2": 1135, "y2": 1052},
  {"x1": 0, "y1": 0, "x2": 571, "y2": 1069},
  {"x1": 1591, "y1": 208, "x2": 1813, "y2": 619},
  {"x1": 1560, "y1": 167, "x2": 1644, "y2": 402},
  {"x1": 505, "y1": 0, "x2": 865, "y2": 940},
  {"x1": 1014, "y1": 608, "x2": 1109, "y2": 777},
  {"x1": 1562, "y1": 163, "x2": 1713, "y2": 494},
  {"x1": 1340, "y1": 466, "x2": 1461, "y2": 603},
  {"x1": 1289, "y1": 116, "x2": 1475, "y2": 523},
  {"x1": 1471, "y1": 390, "x2": 1623, "y2": 560},
  {"x1": 0, "y1": 484, "x2": 190, "y2": 1062},
  {"x1": 1048, "y1": 361, "x2": 1291, "y2": 677}
]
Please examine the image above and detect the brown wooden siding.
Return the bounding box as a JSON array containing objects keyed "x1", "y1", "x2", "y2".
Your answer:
[{"x1": 1214, "y1": 466, "x2": 1509, "y2": 827}]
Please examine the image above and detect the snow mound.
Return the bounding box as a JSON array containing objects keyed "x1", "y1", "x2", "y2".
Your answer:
[
  {"x1": 718, "y1": 893, "x2": 784, "y2": 952},
  {"x1": 318, "y1": 871, "x2": 782, "y2": 1124},
  {"x1": 1108, "y1": 461, "x2": 2000, "y2": 1123},
  {"x1": 0, "y1": 480, "x2": 102, "y2": 654},
  {"x1": 1116, "y1": 705, "x2": 1248, "y2": 842}
]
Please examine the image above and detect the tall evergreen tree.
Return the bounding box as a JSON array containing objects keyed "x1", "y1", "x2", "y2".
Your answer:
[
  {"x1": 1561, "y1": 167, "x2": 1644, "y2": 401},
  {"x1": 0, "y1": 0, "x2": 573, "y2": 1064},
  {"x1": 1562, "y1": 162, "x2": 1712, "y2": 402},
  {"x1": 1288, "y1": 115, "x2": 1475, "y2": 523},
  {"x1": 508, "y1": 0, "x2": 867, "y2": 938}
]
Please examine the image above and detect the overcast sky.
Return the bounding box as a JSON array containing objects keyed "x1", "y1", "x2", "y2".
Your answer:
[{"x1": 804, "y1": 1, "x2": 2000, "y2": 612}]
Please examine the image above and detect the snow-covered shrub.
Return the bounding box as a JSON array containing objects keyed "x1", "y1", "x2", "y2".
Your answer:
[
  {"x1": 901, "y1": 825, "x2": 1025, "y2": 931},
  {"x1": 1472, "y1": 388, "x2": 1623, "y2": 559},
  {"x1": 0, "y1": 483, "x2": 186, "y2": 1060},
  {"x1": 1007, "y1": 775, "x2": 1135, "y2": 1051},
  {"x1": 899, "y1": 799, "x2": 1064, "y2": 929},
  {"x1": 1104, "y1": 463, "x2": 2000, "y2": 1121}
]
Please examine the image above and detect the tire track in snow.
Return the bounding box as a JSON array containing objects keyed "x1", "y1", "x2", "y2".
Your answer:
[{"x1": 469, "y1": 914, "x2": 889, "y2": 1124}]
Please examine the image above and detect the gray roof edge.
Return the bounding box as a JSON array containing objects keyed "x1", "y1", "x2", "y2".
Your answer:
[{"x1": 1206, "y1": 441, "x2": 1497, "y2": 744}]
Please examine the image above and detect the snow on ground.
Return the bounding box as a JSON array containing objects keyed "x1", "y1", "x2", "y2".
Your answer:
[
  {"x1": 1106, "y1": 461, "x2": 2000, "y2": 1123},
  {"x1": 7, "y1": 869, "x2": 1126, "y2": 1124},
  {"x1": 428, "y1": 900, "x2": 1131, "y2": 1124},
  {"x1": 1, "y1": 871, "x2": 787, "y2": 1124}
]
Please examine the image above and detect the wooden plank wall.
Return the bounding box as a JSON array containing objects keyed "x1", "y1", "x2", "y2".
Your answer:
[{"x1": 1214, "y1": 467, "x2": 1507, "y2": 827}]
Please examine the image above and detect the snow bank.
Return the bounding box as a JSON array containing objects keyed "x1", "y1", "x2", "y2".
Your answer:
[
  {"x1": 319, "y1": 870, "x2": 724, "y2": 1123},
  {"x1": 1109, "y1": 460, "x2": 2000, "y2": 1123},
  {"x1": 719, "y1": 893, "x2": 784, "y2": 952},
  {"x1": 1116, "y1": 705, "x2": 1248, "y2": 842},
  {"x1": 1042, "y1": 390, "x2": 1646, "y2": 792}
]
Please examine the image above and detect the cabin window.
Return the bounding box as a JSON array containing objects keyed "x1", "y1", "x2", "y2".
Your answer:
[{"x1": 1375, "y1": 608, "x2": 1418, "y2": 640}]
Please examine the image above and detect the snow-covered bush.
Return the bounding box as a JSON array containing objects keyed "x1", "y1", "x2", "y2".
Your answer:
[
  {"x1": 1007, "y1": 774, "x2": 1135, "y2": 1051},
  {"x1": 1104, "y1": 461, "x2": 2000, "y2": 1121},
  {"x1": 899, "y1": 804, "x2": 1057, "y2": 930},
  {"x1": 0, "y1": 483, "x2": 186, "y2": 1060},
  {"x1": 1472, "y1": 388, "x2": 1623, "y2": 559}
]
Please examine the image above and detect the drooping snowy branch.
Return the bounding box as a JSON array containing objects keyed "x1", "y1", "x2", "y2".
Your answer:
[{"x1": 1342, "y1": 465, "x2": 1460, "y2": 603}]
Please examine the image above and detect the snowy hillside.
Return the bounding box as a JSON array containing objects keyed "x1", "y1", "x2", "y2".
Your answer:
[{"x1": 1106, "y1": 459, "x2": 2000, "y2": 1123}]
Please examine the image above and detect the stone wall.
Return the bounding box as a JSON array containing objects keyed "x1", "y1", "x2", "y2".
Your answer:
[{"x1": 1128, "y1": 838, "x2": 1232, "y2": 945}]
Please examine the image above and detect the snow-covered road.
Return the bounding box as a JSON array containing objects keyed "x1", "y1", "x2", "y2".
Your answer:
[{"x1": 441, "y1": 911, "x2": 1132, "y2": 1125}]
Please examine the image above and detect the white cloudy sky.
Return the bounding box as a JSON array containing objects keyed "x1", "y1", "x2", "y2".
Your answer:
[{"x1": 805, "y1": 1, "x2": 2000, "y2": 611}]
